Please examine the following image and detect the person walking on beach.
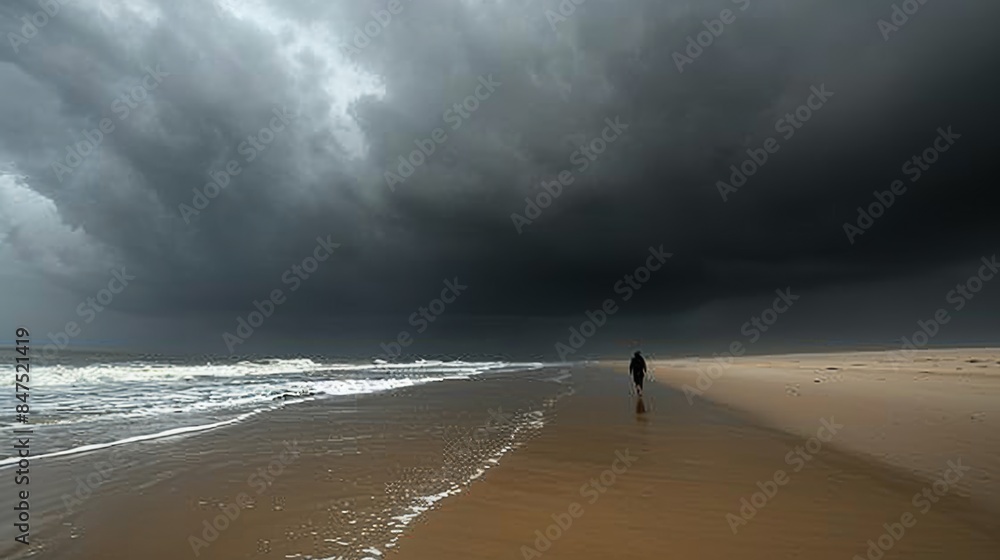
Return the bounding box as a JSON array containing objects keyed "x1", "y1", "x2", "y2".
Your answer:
[{"x1": 630, "y1": 351, "x2": 647, "y2": 396}]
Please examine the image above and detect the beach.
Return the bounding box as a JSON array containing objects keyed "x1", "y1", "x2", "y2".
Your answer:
[
  {"x1": 396, "y1": 349, "x2": 1000, "y2": 559},
  {"x1": 2, "y1": 349, "x2": 999, "y2": 559}
]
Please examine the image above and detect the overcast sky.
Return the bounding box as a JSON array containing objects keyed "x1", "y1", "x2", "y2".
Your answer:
[{"x1": 1, "y1": 0, "x2": 998, "y2": 358}]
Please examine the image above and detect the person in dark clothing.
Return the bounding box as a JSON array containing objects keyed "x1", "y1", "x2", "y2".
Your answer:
[{"x1": 629, "y1": 351, "x2": 647, "y2": 396}]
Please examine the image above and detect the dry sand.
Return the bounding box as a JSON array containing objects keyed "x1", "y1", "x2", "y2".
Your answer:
[{"x1": 649, "y1": 347, "x2": 1000, "y2": 511}]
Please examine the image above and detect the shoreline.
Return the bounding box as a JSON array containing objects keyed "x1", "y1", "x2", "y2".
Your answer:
[
  {"x1": 394, "y1": 356, "x2": 1000, "y2": 559},
  {"x1": 3, "y1": 349, "x2": 998, "y2": 559},
  {"x1": 0, "y1": 365, "x2": 574, "y2": 559}
]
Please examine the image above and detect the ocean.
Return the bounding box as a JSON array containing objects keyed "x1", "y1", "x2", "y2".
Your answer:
[{"x1": 0, "y1": 349, "x2": 546, "y2": 468}]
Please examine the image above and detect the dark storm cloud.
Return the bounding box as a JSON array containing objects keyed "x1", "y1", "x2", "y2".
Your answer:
[{"x1": 1, "y1": 0, "x2": 998, "y2": 325}]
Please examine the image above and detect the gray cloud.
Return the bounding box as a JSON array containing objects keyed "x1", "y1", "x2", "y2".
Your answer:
[{"x1": 1, "y1": 0, "x2": 999, "y2": 353}]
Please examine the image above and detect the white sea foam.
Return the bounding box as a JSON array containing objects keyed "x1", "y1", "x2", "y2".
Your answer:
[
  {"x1": 28, "y1": 358, "x2": 533, "y2": 386},
  {"x1": 0, "y1": 358, "x2": 547, "y2": 467}
]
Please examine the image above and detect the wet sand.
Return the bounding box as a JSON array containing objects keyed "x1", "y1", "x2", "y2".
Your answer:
[
  {"x1": 3, "y1": 350, "x2": 999, "y2": 559},
  {"x1": 393, "y1": 358, "x2": 1000, "y2": 559},
  {"x1": 1, "y1": 367, "x2": 572, "y2": 559}
]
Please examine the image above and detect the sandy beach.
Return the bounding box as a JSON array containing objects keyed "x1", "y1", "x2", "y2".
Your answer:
[
  {"x1": 7, "y1": 1, "x2": 1000, "y2": 558},
  {"x1": 396, "y1": 349, "x2": 1000, "y2": 559},
  {"x1": 649, "y1": 347, "x2": 1000, "y2": 512},
  {"x1": 3, "y1": 349, "x2": 999, "y2": 559}
]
